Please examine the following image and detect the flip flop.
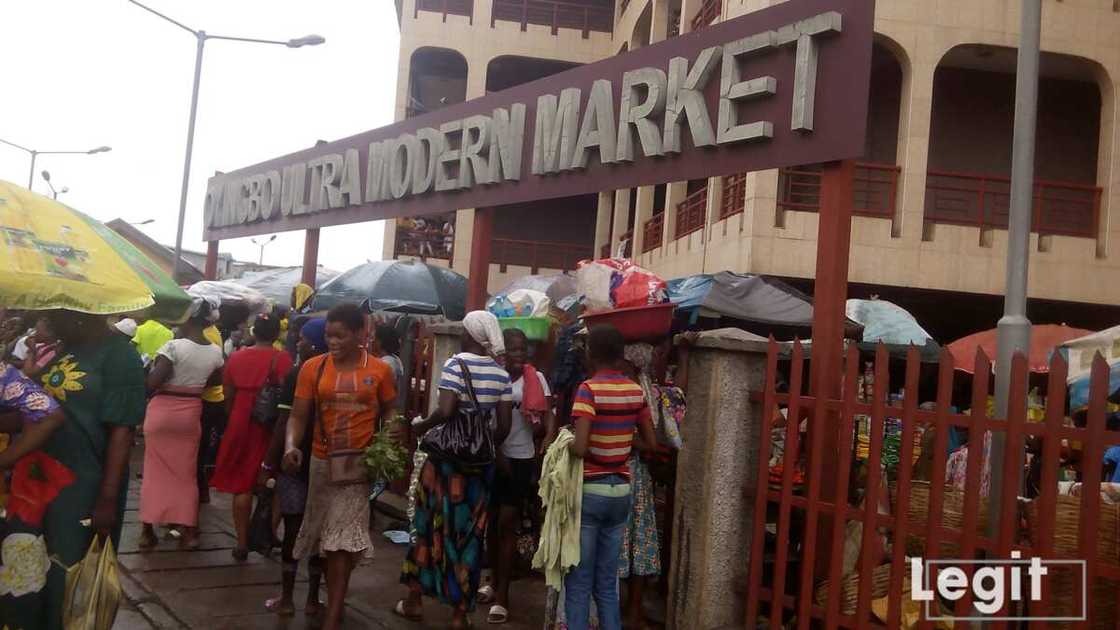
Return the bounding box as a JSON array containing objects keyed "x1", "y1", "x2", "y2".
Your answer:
[
  {"x1": 477, "y1": 585, "x2": 496, "y2": 604},
  {"x1": 265, "y1": 597, "x2": 295, "y2": 617},
  {"x1": 487, "y1": 604, "x2": 509, "y2": 624},
  {"x1": 394, "y1": 599, "x2": 422, "y2": 622}
]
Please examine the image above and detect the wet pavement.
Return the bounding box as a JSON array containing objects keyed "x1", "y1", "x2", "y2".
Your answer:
[{"x1": 113, "y1": 446, "x2": 548, "y2": 629}]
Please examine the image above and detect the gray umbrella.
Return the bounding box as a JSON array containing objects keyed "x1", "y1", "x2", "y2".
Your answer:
[
  {"x1": 232, "y1": 266, "x2": 338, "y2": 305},
  {"x1": 309, "y1": 260, "x2": 467, "y2": 320}
]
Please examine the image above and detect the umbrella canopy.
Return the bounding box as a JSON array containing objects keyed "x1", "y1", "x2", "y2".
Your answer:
[
  {"x1": 1057, "y1": 325, "x2": 1120, "y2": 409},
  {"x1": 232, "y1": 266, "x2": 339, "y2": 306},
  {"x1": 187, "y1": 281, "x2": 271, "y2": 314},
  {"x1": 846, "y1": 298, "x2": 941, "y2": 361},
  {"x1": 947, "y1": 324, "x2": 1094, "y2": 373},
  {"x1": 309, "y1": 260, "x2": 467, "y2": 320},
  {"x1": 0, "y1": 181, "x2": 191, "y2": 321},
  {"x1": 668, "y1": 272, "x2": 819, "y2": 327}
]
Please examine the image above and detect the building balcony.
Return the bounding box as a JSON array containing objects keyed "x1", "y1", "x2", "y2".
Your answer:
[
  {"x1": 690, "y1": 0, "x2": 720, "y2": 31},
  {"x1": 777, "y1": 162, "x2": 901, "y2": 219},
  {"x1": 415, "y1": 0, "x2": 474, "y2": 22},
  {"x1": 491, "y1": 0, "x2": 614, "y2": 38},
  {"x1": 775, "y1": 163, "x2": 1101, "y2": 240},
  {"x1": 394, "y1": 227, "x2": 454, "y2": 261},
  {"x1": 719, "y1": 172, "x2": 747, "y2": 220},
  {"x1": 492, "y1": 238, "x2": 594, "y2": 273},
  {"x1": 642, "y1": 212, "x2": 664, "y2": 253},
  {"x1": 924, "y1": 170, "x2": 1101, "y2": 238},
  {"x1": 675, "y1": 185, "x2": 708, "y2": 240}
]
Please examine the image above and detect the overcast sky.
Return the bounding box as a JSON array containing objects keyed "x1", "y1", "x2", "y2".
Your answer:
[{"x1": 1, "y1": 0, "x2": 399, "y2": 273}]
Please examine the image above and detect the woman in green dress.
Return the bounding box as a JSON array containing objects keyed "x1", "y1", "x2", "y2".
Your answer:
[{"x1": 0, "y1": 310, "x2": 145, "y2": 630}]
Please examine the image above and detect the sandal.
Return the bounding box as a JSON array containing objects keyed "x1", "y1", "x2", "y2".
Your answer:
[
  {"x1": 393, "y1": 599, "x2": 422, "y2": 622},
  {"x1": 477, "y1": 584, "x2": 496, "y2": 605},
  {"x1": 232, "y1": 547, "x2": 249, "y2": 562},
  {"x1": 487, "y1": 604, "x2": 509, "y2": 624},
  {"x1": 265, "y1": 597, "x2": 295, "y2": 618},
  {"x1": 137, "y1": 531, "x2": 158, "y2": 550}
]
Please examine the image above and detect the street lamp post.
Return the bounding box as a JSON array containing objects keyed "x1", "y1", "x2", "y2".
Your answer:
[
  {"x1": 251, "y1": 235, "x2": 277, "y2": 265},
  {"x1": 127, "y1": 1, "x2": 325, "y2": 282},
  {"x1": 40, "y1": 171, "x2": 69, "y2": 200},
  {"x1": 0, "y1": 139, "x2": 110, "y2": 190}
]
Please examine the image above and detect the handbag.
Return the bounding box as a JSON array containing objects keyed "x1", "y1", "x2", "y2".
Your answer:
[
  {"x1": 419, "y1": 358, "x2": 496, "y2": 469},
  {"x1": 313, "y1": 354, "x2": 370, "y2": 485},
  {"x1": 62, "y1": 536, "x2": 123, "y2": 630},
  {"x1": 251, "y1": 353, "x2": 282, "y2": 428}
]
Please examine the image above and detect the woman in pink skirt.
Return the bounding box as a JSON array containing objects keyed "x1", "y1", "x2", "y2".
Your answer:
[{"x1": 139, "y1": 298, "x2": 225, "y2": 550}]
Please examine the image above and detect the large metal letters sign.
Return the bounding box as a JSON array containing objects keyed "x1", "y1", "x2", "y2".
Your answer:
[{"x1": 203, "y1": 0, "x2": 873, "y2": 240}]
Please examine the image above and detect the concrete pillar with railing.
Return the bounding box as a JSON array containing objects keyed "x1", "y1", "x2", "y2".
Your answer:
[
  {"x1": 700, "y1": 176, "x2": 722, "y2": 272},
  {"x1": 667, "y1": 329, "x2": 767, "y2": 629},
  {"x1": 893, "y1": 53, "x2": 938, "y2": 242},
  {"x1": 678, "y1": 0, "x2": 698, "y2": 35},
  {"x1": 612, "y1": 188, "x2": 632, "y2": 256},
  {"x1": 594, "y1": 191, "x2": 614, "y2": 258},
  {"x1": 664, "y1": 181, "x2": 687, "y2": 251},
  {"x1": 632, "y1": 185, "x2": 656, "y2": 256}
]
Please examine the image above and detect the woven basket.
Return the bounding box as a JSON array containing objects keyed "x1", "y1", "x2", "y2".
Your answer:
[
  {"x1": 814, "y1": 563, "x2": 893, "y2": 616},
  {"x1": 1025, "y1": 494, "x2": 1120, "y2": 626},
  {"x1": 891, "y1": 480, "x2": 990, "y2": 556}
]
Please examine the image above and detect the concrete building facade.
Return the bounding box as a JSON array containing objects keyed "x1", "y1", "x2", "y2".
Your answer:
[{"x1": 385, "y1": 0, "x2": 1120, "y2": 334}]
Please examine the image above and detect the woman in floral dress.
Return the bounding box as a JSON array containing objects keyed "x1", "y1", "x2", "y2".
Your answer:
[{"x1": 1, "y1": 310, "x2": 145, "y2": 630}]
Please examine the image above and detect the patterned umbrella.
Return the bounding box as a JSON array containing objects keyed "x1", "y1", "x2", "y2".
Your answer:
[{"x1": 0, "y1": 181, "x2": 191, "y2": 322}]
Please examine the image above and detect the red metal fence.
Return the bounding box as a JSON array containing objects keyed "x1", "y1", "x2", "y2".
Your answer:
[
  {"x1": 491, "y1": 0, "x2": 613, "y2": 37},
  {"x1": 778, "y1": 162, "x2": 900, "y2": 219},
  {"x1": 642, "y1": 212, "x2": 664, "y2": 253},
  {"x1": 491, "y1": 238, "x2": 592, "y2": 272},
  {"x1": 747, "y1": 341, "x2": 1120, "y2": 627},
  {"x1": 924, "y1": 170, "x2": 1102, "y2": 238},
  {"x1": 690, "y1": 0, "x2": 721, "y2": 31},
  {"x1": 415, "y1": 0, "x2": 474, "y2": 21},
  {"x1": 721, "y1": 172, "x2": 747, "y2": 220},
  {"x1": 675, "y1": 186, "x2": 708, "y2": 240}
]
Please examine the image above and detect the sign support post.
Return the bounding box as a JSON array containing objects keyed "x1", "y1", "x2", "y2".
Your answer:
[
  {"x1": 809, "y1": 158, "x2": 855, "y2": 575},
  {"x1": 467, "y1": 208, "x2": 494, "y2": 311},
  {"x1": 302, "y1": 228, "x2": 320, "y2": 288},
  {"x1": 204, "y1": 240, "x2": 219, "y2": 280}
]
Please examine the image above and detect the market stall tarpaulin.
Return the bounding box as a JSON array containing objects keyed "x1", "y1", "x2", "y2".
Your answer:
[
  {"x1": 846, "y1": 298, "x2": 940, "y2": 361},
  {"x1": 0, "y1": 181, "x2": 191, "y2": 321},
  {"x1": 1058, "y1": 325, "x2": 1120, "y2": 408}
]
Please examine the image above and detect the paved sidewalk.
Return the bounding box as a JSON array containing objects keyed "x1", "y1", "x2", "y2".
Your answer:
[{"x1": 113, "y1": 446, "x2": 548, "y2": 629}]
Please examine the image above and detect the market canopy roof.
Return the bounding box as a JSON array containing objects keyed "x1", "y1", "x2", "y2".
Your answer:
[{"x1": 668, "y1": 272, "x2": 819, "y2": 327}]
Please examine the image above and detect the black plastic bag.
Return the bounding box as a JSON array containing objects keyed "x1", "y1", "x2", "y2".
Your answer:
[
  {"x1": 247, "y1": 485, "x2": 274, "y2": 556},
  {"x1": 419, "y1": 359, "x2": 494, "y2": 469}
]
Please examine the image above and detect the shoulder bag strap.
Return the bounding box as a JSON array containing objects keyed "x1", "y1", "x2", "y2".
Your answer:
[
  {"x1": 456, "y1": 357, "x2": 482, "y2": 414},
  {"x1": 266, "y1": 352, "x2": 279, "y2": 387},
  {"x1": 312, "y1": 356, "x2": 330, "y2": 445}
]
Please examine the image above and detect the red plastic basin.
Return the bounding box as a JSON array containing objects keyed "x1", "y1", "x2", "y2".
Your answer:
[{"x1": 583, "y1": 302, "x2": 676, "y2": 341}]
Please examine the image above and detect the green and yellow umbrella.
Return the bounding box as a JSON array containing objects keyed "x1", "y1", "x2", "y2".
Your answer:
[{"x1": 0, "y1": 180, "x2": 191, "y2": 322}]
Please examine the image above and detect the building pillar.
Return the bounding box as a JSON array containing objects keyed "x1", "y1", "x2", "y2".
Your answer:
[
  {"x1": 301, "y1": 228, "x2": 320, "y2": 287},
  {"x1": 612, "y1": 189, "x2": 632, "y2": 257},
  {"x1": 594, "y1": 191, "x2": 613, "y2": 258},
  {"x1": 650, "y1": 0, "x2": 671, "y2": 43},
  {"x1": 383, "y1": 219, "x2": 398, "y2": 260},
  {"x1": 467, "y1": 207, "x2": 494, "y2": 310},
  {"x1": 678, "y1": 0, "x2": 697, "y2": 34},
  {"x1": 664, "y1": 181, "x2": 687, "y2": 248},
  {"x1": 204, "y1": 241, "x2": 219, "y2": 281},
  {"x1": 667, "y1": 330, "x2": 767, "y2": 629},
  {"x1": 894, "y1": 58, "x2": 937, "y2": 241},
  {"x1": 700, "y1": 176, "x2": 722, "y2": 272},
  {"x1": 451, "y1": 209, "x2": 476, "y2": 276},
  {"x1": 428, "y1": 321, "x2": 465, "y2": 412},
  {"x1": 632, "y1": 186, "x2": 656, "y2": 256}
]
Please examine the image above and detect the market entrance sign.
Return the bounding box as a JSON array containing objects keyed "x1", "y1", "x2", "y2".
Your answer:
[{"x1": 203, "y1": 0, "x2": 873, "y2": 241}]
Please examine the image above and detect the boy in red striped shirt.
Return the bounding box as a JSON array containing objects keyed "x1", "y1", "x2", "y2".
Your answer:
[{"x1": 567, "y1": 325, "x2": 656, "y2": 630}]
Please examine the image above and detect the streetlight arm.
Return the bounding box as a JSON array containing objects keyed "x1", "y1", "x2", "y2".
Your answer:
[
  {"x1": 126, "y1": 0, "x2": 198, "y2": 35},
  {"x1": 205, "y1": 34, "x2": 290, "y2": 46},
  {"x1": 0, "y1": 138, "x2": 33, "y2": 154}
]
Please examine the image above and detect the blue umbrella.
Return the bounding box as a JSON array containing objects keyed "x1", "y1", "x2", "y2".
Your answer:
[{"x1": 845, "y1": 298, "x2": 941, "y2": 361}]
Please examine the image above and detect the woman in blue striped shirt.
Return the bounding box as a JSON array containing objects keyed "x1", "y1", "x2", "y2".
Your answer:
[{"x1": 397, "y1": 311, "x2": 513, "y2": 630}]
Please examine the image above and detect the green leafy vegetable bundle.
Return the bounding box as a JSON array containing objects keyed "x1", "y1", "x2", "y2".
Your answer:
[{"x1": 363, "y1": 424, "x2": 409, "y2": 482}]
